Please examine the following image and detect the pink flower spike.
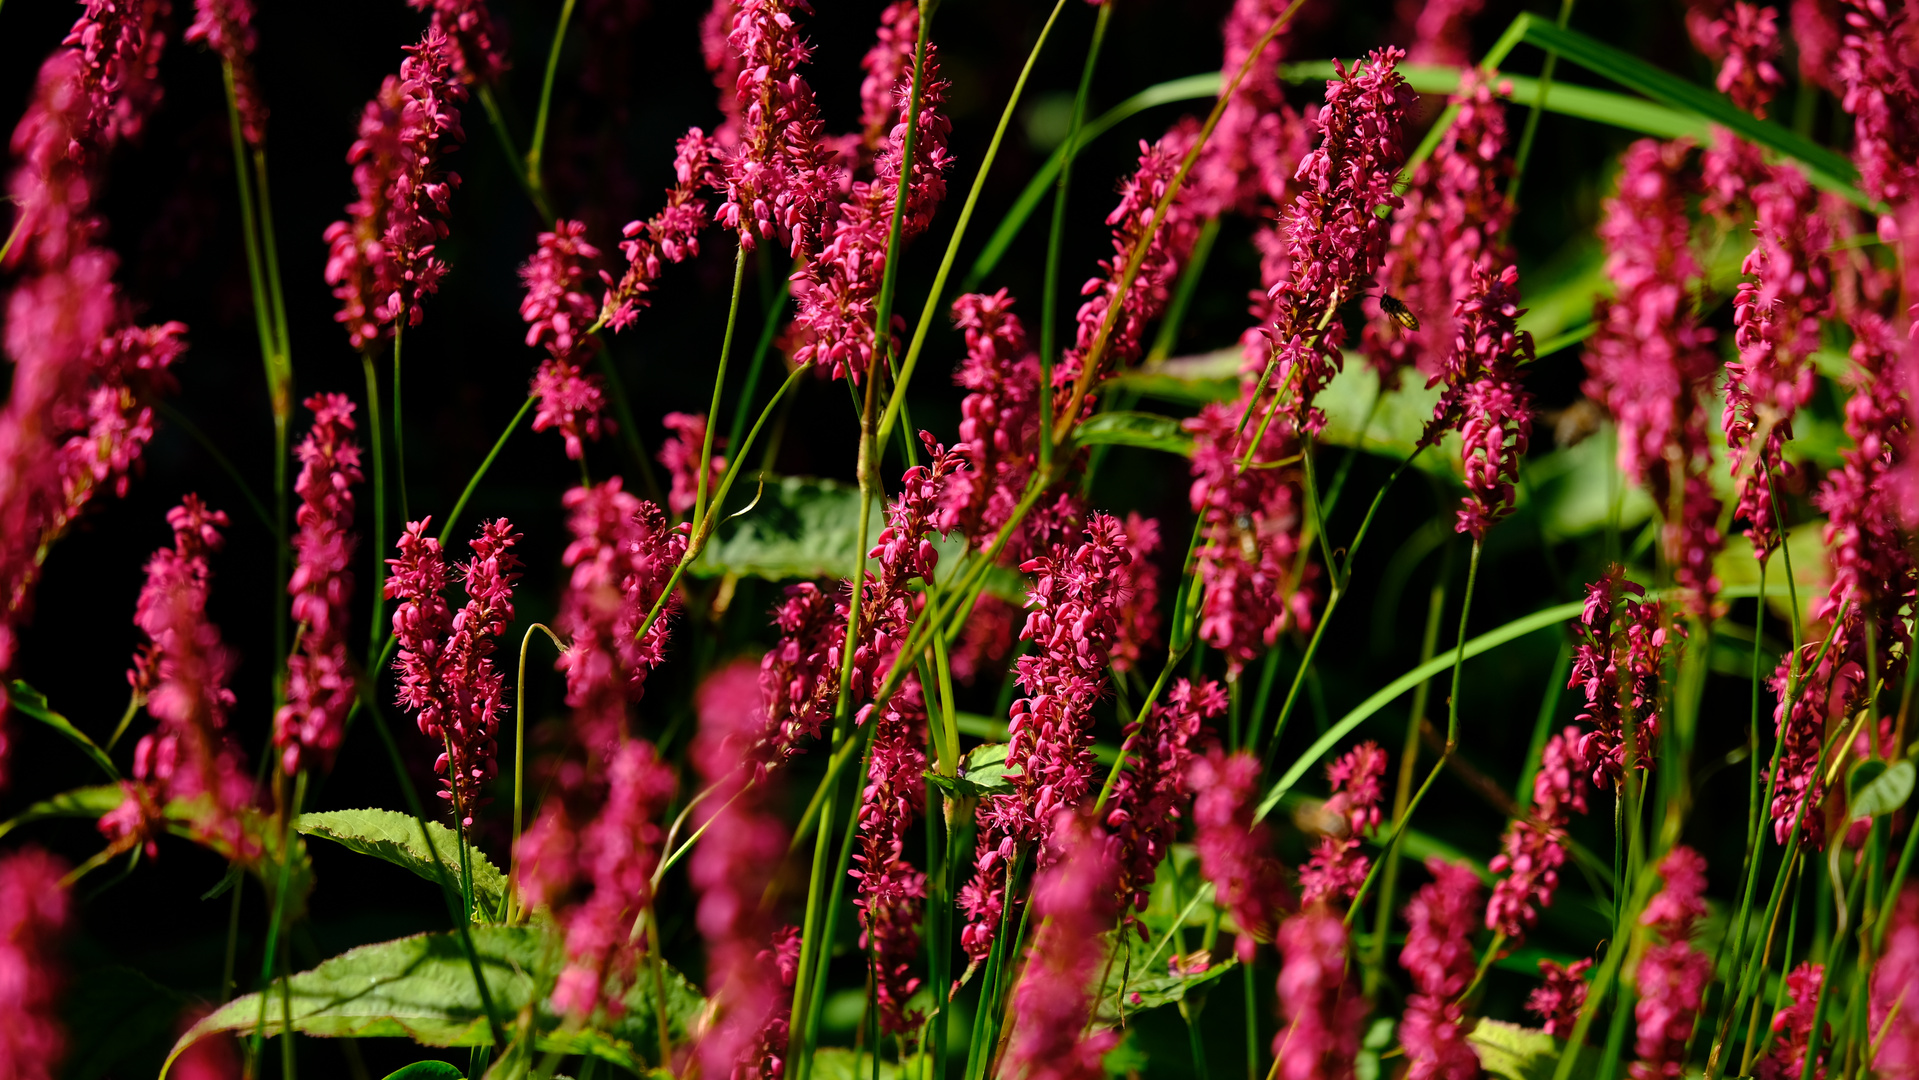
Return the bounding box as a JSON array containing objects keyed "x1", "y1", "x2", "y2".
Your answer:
[
  {"x1": 1189, "y1": 0, "x2": 1310, "y2": 219},
  {"x1": 1527, "y1": 957, "x2": 1592, "y2": 1038},
  {"x1": 1872, "y1": 886, "x2": 1919, "y2": 1078},
  {"x1": 1631, "y1": 847, "x2": 1712, "y2": 1080},
  {"x1": 0, "y1": 847, "x2": 70, "y2": 1080},
  {"x1": 1569, "y1": 572, "x2": 1671, "y2": 789},
  {"x1": 1000, "y1": 810, "x2": 1122, "y2": 1080},
  {"x1": 1760, "y1": 962, "x2": 1827, "y2": 1080},
  {"x1": 187, "y1": 0, "x2": 267, "y2": 145},
  {"x1": 520, "y1": 220, "x2": 602, "y2": 363},
  {"x1": 658, "y1": 412, "x2": 727, "y2": 519},
  {"x1": 1298, "y1": 741, "x2": 1387, "y2": 908},
  {"x1": 273, "y1": 394, "x2": 363, "y2": 776},
  {"x1": 1105, "y1": 678, "x2": 1226, "y2": 921},
  {"x1": 602, "y1": 128, "x2": 720, "y2": 332},
  {"x1": 853, "y1": 676, "x2": 930, "y2": 1035},
  {"x1": 530, "y1": 358, "x2": 610, "y2": 462},
  {"x1": 1487, "y1": 726, "x2": 1589, "y2": 940},
  {"x1": 1834, "y1": 0, "x2": 1919, "y2": 219},
  {"x1": 1423, "y1": 263, "x2": 1535, "y2": 540},
  {"x1": 1274, "y1": 909, "x2": 1366, "y2": 1079},
  {"x1": 714, "y1": 0, "x2": 837, "y2": 257},
  {"x1": 407, "y1": 0, "x2": 508, "y2": 84},
  {"x1": 1687, "y1": 1, "x2": 1787, "y2": 116},
  {"x1": 1398, "y1": 859, "x2": 1483, "y2": 1080},
  {"x1": 1191, "y1": 748, "x2": 1291, "y2": 961}
]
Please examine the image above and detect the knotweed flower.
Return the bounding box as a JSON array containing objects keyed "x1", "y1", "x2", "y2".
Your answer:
[
  {"x1": 1633, "y1": 847, "x2": 1711, "y2": 1080},
  {"x1": 1760, "y1": 962, "x2": 1826, "y2": 1080},
  {"x1": 1192, "y1": 0, "x2": 1311, "y2": 218},
  {"x1": 530, "y1": 359, "x2": 609, "y2": 463},
  {"x1": 1364, "y1": 70, "x2": 1512, "y2": 389},
  {"x1": 323, "y1": 28, "x2": 467, "y2": 349},
  {"x1": 1191, "y1": 748, "x2": 1291, "y2": 961},
  {"x1": 386, "y1": 517, "x2": 521, "y2": 828},
  {"x1": 1584, "y1": 139, "x2": 1723, "y2": 617},
  {"x1": 1399, "y1": 859, "x2": 1483, "y2": 1080},
  {"x1": 1570, "y1": 573, "x2": 1669, "y2": 787},
  {"x1": 714, "y1": 0, "x2": 836, "y2": 256},
  {"x1": 758, "y1": 581, "x2": 847, "y2": 768},
  {"x1": 690, "y1": 660, "x2": 795, "y2": 1080},
  {"x1": 1398, "y1": 0, "x2": 1486, "y2": 65},
  {"x1": 0, "y1": 847, "x2": 69, "y2": 1080},
  {"x1": 1274, "y1": 909, "x2": 1366, "y2": 1079},
  {"x1": 838, "y1": 2, "x2": 922, "y2": 171},
  {"x1": 273, "y1": 394, "x2": 363, "y2": 775},
  {"x1": 1872, "y1": 886, "x2": 1919, "y2": 1078},
  {"x1": 407, "y1": 0, "x2": 507, "y2": 84},
  {"x1": 1184, "y1": 397, "x2": 1314, "y2": 674},
  {"x1": 1254, "y1": 47, "x2": 1415, "y2": 435},
  {"x1": 1423, "y1": 263, "x2": 1534, "y2": 540},
  {"x1": 1109, "y1": 512, "x2": 1162, "y2": 674},
  {"x1": 1834, "y1": 0, "x2": 1919, "y2": 222},
  {"x1": 1725, "y1": 165, "x2": 1831, "y2": 555},
  {"x1": 1687, "y1": 1, "x2": 1786, "y2": 115},
  {"x1": 1792, "y1": 0, "x2": 1846, "y2": 91},
  {"x1": 658, "y1": 412, "x2": 726, "y2": 518},
  {"x1": 950, "y1": 592, "x2": 1017, "y2": 684},
  {"x1": 1527, "y1": 958, "x2": 1592, "y2": 1037},
  {"x1": 960, "y1": 513, "x2": 1131, "y2": 960},
  {"x1": 127, "y1": 497, "x2": 256, "y2": 857},
  {"x1": 187, "y1": 0, "x2": 266, "y2": 145},
  {"x1": 1001, "y1": 810, "x2": 1121, "y2": 1080},
  {"x1": 854, "y1": 676, "x2": 929, "y2": 1036},
  {"x1": 1106, "y1": 678, "x2": 1225, "y2": 920},
  {"x1": 937, "y1": 290, "x2": 1053, "y2": 558},
  {"x1": 601, "y1": 129, "x2": 721, "y2": 331},
  {"x1": 1298, "y1": 741, "x2": 1386, "y2": 907},
  {"x1": 521, "y1": 220, "x2": 602, "y2": 362},
  {"x1": 788, "y1": 39, "x2": 951, "y2": 381},
  {"x1": 1487, "y1": 727, "x2": 1589, "y2": 940}
]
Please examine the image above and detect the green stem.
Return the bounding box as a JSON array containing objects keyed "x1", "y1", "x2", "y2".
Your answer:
[
  {"x1": 477, "y1": 85, "x2": 552, "y2": 220},
  {"x1": 154, "y1": 401, "x2": 279, "y2": 540},
  {"x1": 1505, "y1": 0, "x2": 1579, "y2": 212},
  {"x1": 527, "y1": 0, "x2": 577, "y2": 205},
  {"x1": 362, "y1": 355, "x2": 389, "y2": 672},
  {"x1": 594, "y1": 347, "x2": 667, "y2": 507},
  {"x1": 696, "y1": 247, "x2": 749, "y2": 528},
  {"x1": 725, "y1": 276, "x2": 793, "y2": 468},
  {"x1": 1038, "y1": 0, "x2": 1112, "y2": 475},
  {"x1": 392, "y1": 327, "x2": 409, "y2": 524},
  {"x1": 442, "y1": 396, "x2": 534, "y2": 545},
  {"x1": 510, "y1": 623, "x2": 564, "y2": 925}
]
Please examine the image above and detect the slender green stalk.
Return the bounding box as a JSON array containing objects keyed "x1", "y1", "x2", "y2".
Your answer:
[
  {"x1": 362, "y1": 355, "x2": 389, "y2": 671},
  {"x1": 877, "y1": 0, "x2": 1071, "y2": 452},
  {"x1": 797, "y1": 732, "x2": 876, "y2": 1072},
  {"x1": 594, "y1": 349, "x2": 667, "y2": 507},
  {"x1": 1506, "y1": 0, "x2": 1579, "y2": 211},
  {"x1": 1038, "y1": 0, "x2": 1112, "y2": 475},
  {"x1": 695, "y1": 248, "x2": 749, "y2": 528},
  {"x1": 250, "y1": 770, "x2": 307, "y2": 1072},
  {"x1": 1347, "y1": 539, "x2": 1482, "y2": 923},
  {"x1": 154, "y1": 402, "x2": 279, "y2": 539},
  {"x1": 527, "y1": 0, "x2": 577, "y2": 204},
  {"x1": 725, "y1": 277, "x2": 794, "y2": 467},
  {"x1": 476, "y1": 85, "x2": 553, "y2": 220},
  {"x1": 510, "y1": 623, "x2": 564, "y2": 924}
]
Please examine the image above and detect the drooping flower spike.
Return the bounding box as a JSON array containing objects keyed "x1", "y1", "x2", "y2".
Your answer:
[
  {"x1": 1423, "y1": 263, "x2": 1534, "y2": 541},
  {"x1": 1398, "y1": 859, "x2": 1484, "y2": 1080},
  {"x1": 1274, "y1": 908, "x2": 1367, "y2": 1079},
  {"x1": 1486, "y1": 727, "x2": 1589, "y2": 941},
  {"x1": 1298, "y1": 741, "x2": 1387, "y2": 907},
  {"x1": 714, "y1": 0, "x2": 836, "y2": 257},
  {"x1": 1570, "y1": 572, "x2": 1671, "y2": 788},
  {"x1": 1834, "y1": 0, "x2": 1919, "y2": 228},
  {"x1": 601, "y1": 129, "x2": 721, "y2": 332},
  {"x1": 323, "y1": 27, "x2": 467, "y2": 350},
  {"x1": 1192, "y1": 748, "x2": 1291, "y2": 962},
  {"x1": 273, "y1": 394, "x2": 363, "y2": 775}
]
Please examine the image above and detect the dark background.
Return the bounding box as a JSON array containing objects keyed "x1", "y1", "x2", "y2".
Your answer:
[{"x1": 0, "y1": 0, "x2": 1831, "y2": 1076}]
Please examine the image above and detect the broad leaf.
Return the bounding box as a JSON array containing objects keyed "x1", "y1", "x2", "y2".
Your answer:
[
  {"x1": 166, "y1": 926, "x2": 706, "y2": 1073},
  {"x1": 0, "y1": 784, "x2": 124, "y2": 840},
  {"x1": 299, "y1": 808, "x2": 510, "y2": 922},
  {"x1": 1850, "y1": 759, "x2": 1915, "y2": 819},
  {"x1": 1095, "y1": 928, "x2": 1234, "y2": 1026},
  {"x1": 1466, "y1": 1019, "x2": 1562, "y2": 1080},
  {"x1": 380, "y1": 1063, "x2": 464, "y2": 1080},
  {"x1": 9, "y1": 680, "x2": 118, "y2": 780},
  {"x1": 813, "y1": 1048, "x2": 902, "y2": 1080},
  {"x1": 1072, "y1": 411, "x2": 1194, "y2": 456}
]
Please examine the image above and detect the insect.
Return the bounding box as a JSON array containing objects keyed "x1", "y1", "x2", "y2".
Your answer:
[{"x1": 1376, "y1": 292, "x2": 1420, "y2": 330}]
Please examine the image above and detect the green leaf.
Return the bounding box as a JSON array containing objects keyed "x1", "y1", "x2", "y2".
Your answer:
[
  {"x1": 1466, "y1": 1018, "x2": 1563, "y2": 1080},
  {"x1": 9, "y1": 680, "x2": 118, "y2": 780},
  {"x1": 1105, "y1": 351, "x2": 1239, "y2": 407},
  {"x1": 1508, "y1": 15, "x2": 1871, "y2": 210},
  {"x1": 691, "y1": 475, "x2": 880, "y2": 582},
  {"x1": 380, "y1": 1063, "x2": 465, "y2": 1080},
  {"x1": 165, "y1": 926, "x2": 707, "y2": 1074},
  {"x1": 61, "y1": 964, "x2": 188, "y2": 1080},
  {"x1": 964, "y1": 742, "x2": 1017, "y2": 794},
  {"x1": 0, "y1": 784, "x2": 125, "y2": 840},
  {"x1": 1071, "y1": 411, "x2": 1194, "y2": 456},
  {"x1": 812, "y1": 1048, "x2": 902, "y2": 1080},
  {"x1": 1850, "y1": 759, "x2": 1915, "y2": 819},
  {"x1": 1095, "y1": 928, "x2": 1234, "y2": 1026},
  {"x1": 1287, "y1": 61, "x2": 1702, "y2": 140},
  {"x1": 298, "y1": 808, "x2": 510, "y2": 923}
]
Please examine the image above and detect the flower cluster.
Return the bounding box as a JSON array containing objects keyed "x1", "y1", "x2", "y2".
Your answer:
[
  {"x1": 658, "y1": 412, "x2": 726, "y2": 519},
  {"x1": 407, "y1": 0, "x2": 507, "y2": 84},
  {"x1": 1364, "y1": 69, "x2": 1513, "y2": 389},
  {"x1": 1298, "y1": 741, "x2": 1387, "y2": 907},
  {"x1": 1528, "y1": 958, "x2": 1592, "y2": 1037},
  {"x1": 961, "y1": 513, "x2": 1131, "y2": 960},
  {"x1": 1398, "y1": 859, "x2": 1484, "y2": 1080},
  {"x1": 788, "y1": 34, "x2": 952, "y2": 381},
  {"x1": 1871, "y1": 887, "x2": 1919, "y2": 1078},
  {"x1": 690, "y1": 661, "x2": 796, "y2": 1080},
  {"x1": 714, "y1": 0, "x2": 836, "y2": 256},
  {"x1": 1191, "y1": 748, "x2": 1291, "y2": 961},
  {"x1": 521, "y1": 220, "x2": 612, "y2": 461},
  {"x1": 1570, "y1": 574, "x2": 1669, "y2": 787},
  {"x1": 601, "y1": 129, "x2": 721, "y2": 331},
  {"x1": 853, "y1": 676, "x2": 929, "y2": 1035},
  {"x1": 124, "y1": 497, "x2": 255, "y2": 858},
  {"x1": 1687, "y1": 1, "x2": 1786, "y2": 115},
  {"x1": 0, "y1": 847, "x2": 70, "y2": 1080},
  {"x1": 839, "y1": 1, "x2": 922, "y2": 170},
  {"x1": 1725, "y1": 165, "x2": 1831, "y2": 555},
  {"x1": 323, "y1": 28, "x2": 467, "y2": 350},
  {"x1": 1109, "y1": 512, "x2": 1162, "y2": 674},
  {"x1": 273, "y1": 395, "x2": 363, "y2": 775},
  {"x1": 187, "y1": 0, "x2": 266, "y2": 144},
  {"x1": 1001, "y1": 810, "x2": 1121, "y2": 1080},
  {"x1": 1254, "y1": 47, "x2": 1415, "y2": 435},
  {"x1": 1760, "y1": 962, "x2": 1826, "y2": 1080},
  {"x1": 1105, "y1": 678, "x2": 1226, "y2": 920},
  {"x1": 1583, "y1": 139, "x2": 1723, "y2": 616},
  {"x1": 1632, "y1": 847, "x2": 1712, "y2": 1080},
  {"x1": 1834, "y1": 0, "x2": 1919, "y2": 221},
  {"x1": 1191, "y1": 0, "x2": 1310, "y2": 219},
  {"x1": 1487, "y1": 727, "x2": 1589, "y2": 940},
  {"x1": 937, "y1": 290, "x2": 1049, "y2": 556},
  {"x1": 1275, "y1": 909, "x2": 1366, "y2": 1078},
  {"x1": 1184, "y1": 399, "x2": 1314, "y2": 674},
  {"x1": 386, "y1": 517, "x2": 521, "y2": 828},
  {"x1": 1054, "y1": 126, "x2": 1203, "y2": 399},
  {"x1": 1424, "y1": 263, "x2": 1535, "y2": 540}
]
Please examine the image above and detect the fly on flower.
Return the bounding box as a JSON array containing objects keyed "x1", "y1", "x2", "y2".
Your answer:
[{"x1": 1376, "y1": 292, "x2": 1420, "y2": 330}]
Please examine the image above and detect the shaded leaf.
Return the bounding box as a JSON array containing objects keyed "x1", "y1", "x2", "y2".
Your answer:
[
  {"x1": 1095, "y1": 928, "x2": 1234, "y2": 1027},
  {"x1": 380, "y1": 1063, "x2": 464, "y2": 1080},
  {"x1": 61, "y1": 964, "x2": 188, "y2": 1080},
  {"x1": 1072, "y1": 411, "x2": 1194, "y2": 456},
  {"x1": 1850, "y1": 759, "x2": 1915, "y2": 819},
  {"x1": 0, "y1": 784, "x2": 124, "y2": 840},
  {"x1": 691, "y1": 475, "x2": 881, "y2": 582},
  {"x1": 1467, "y1": 1019, "x2": 1562, "y2": 1080},
  {"x1": 166, "y1": 926, "x2": 706, "y2": 1073},
  {"x1": 9, "y1": 680, "x2": 118, "y2": 780},
  {"x1": 299, "y1": 808, "x2": 510, "y2": 923}
]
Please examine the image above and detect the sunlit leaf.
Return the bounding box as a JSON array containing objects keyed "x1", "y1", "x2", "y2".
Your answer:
[
  {"x1": 298, "y1": 808, "x2": 511, "y2": 923},
  {"x1": 379, "y1": 1063, "x2": 464, "y2": 1080},
  {"x1": 1850, "y1": 759, "x2": 1915, "y2": 819},
  {"x1": 1095, "y1": 928, "x2": 1234, "y2": 1027},
  {"x1": 1072, "y1": 411, "x2": 1194, "y2": 456},
  {"x1": 1467, "y1": 1019, "x2": 1563, "y2": 1080}
]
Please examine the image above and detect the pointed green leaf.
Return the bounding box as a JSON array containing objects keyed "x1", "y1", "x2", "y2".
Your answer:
[
  {"x1": 1072, "y1": 411, "x2": 1194, "y2": 456},
  {"x1": 0, "y1": 784, "x2": 125, "y2": 840},
  {"x1": 1850, "y1": 759, "x2": 1915, "y2": 819},
  {"x1": 1466, "y1": 1019, "x2": 1563, "y2": 1080},
  {"x1": 1095, "y1": 928, "x2": 1234, "y2": 1026},
  {"x1": 690, "y1": 475, "x2": 882, "y2": 582},
  {"x1": 298, "y1": 808, "x2": 510, "y2": 922},
  {"x1": 379, "y1": 1063, "x2": 464, "y2": 1080},
  {"x1": 1288, "y1": 61, "x2": 1702, "y2": 140},
  {"x1": 165, "y1": 926, "x2": 706, "y2": 1075},
  {"x1": 9, "y1": 680, "x2": 118, "y2": 780},
  {"x1": 812, "y1": 1048, "x2": 902, "y2": 1080}
]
